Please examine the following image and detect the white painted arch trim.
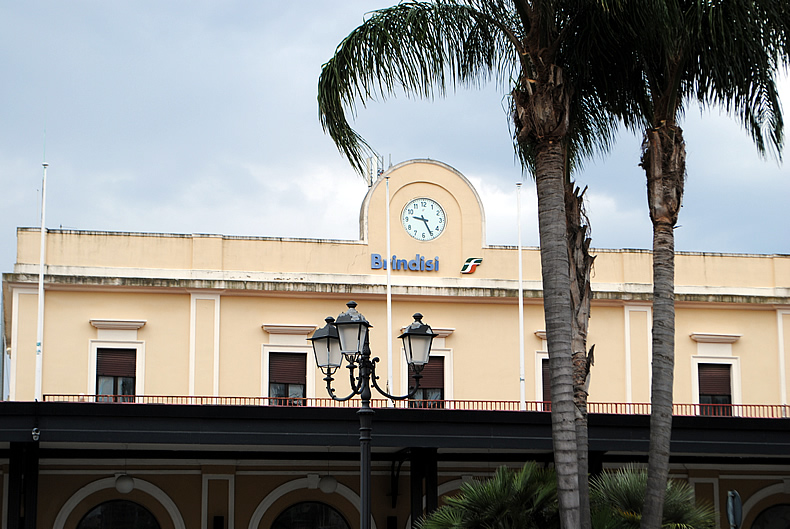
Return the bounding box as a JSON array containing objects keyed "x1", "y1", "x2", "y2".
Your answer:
[
  {"x1": 247, "y1": 477, "x2": 376, "y2": 529},
  {"x1": 741, "y1": 482, "x2": 790, "y2": 525},
  {"x1": 53, "y1": 476, "x2": 185, "y2": 529}
]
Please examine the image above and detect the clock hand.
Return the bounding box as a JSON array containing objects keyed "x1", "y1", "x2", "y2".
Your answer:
[
  {"x1": 420, "y1": 217, "x2": 433, "y2": 236},
  {"x1": 412, "y1": 215, "x2": 433, "y2": 236}
]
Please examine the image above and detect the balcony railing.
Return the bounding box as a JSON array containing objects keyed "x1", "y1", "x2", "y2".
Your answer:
[{"x1": 40, "y1": 394, "x2": 790, "y2": 418}]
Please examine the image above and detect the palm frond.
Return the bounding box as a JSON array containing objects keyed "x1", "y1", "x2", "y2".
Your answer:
[
  {"x1": 692, "y1": 0, "x2": 788, "y2": 160},
  {"x1": 318, "y1": 0, "x2": 516, "y2": 173},
  {"x1": 590, "y1": 465, "x2": 715, "y2": 529},
  {"x1": 418, "y1": 463, "x2": 559, "y2": 529},
  {"x1": 319, "y1": 0, "x2": 641, "y2": 178},
  {"x1": 608, "y1": 0, "x2": 788, "y2": 159}
]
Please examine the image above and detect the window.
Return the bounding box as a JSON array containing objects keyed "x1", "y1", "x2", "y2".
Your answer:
[
  {"x1": 269, "y1": 352, "x2": 306, "y2": 406},
  {"x1": 77, "y1": 500, "x2": 160, "y2": 529},
  {"x1": 752, "y1": 504, "x2": 790, "y2": 529},
  {"x1": 96, "y1": 348, "x2": 136, "y2": 402},
  {"x1": 698, "y1": 363, "x2": 732, "y2": 416},
  {"x1": 542, "y1": 358, "x2": 551, "y2": 412},
  {"x1": 271, "y1": 501, "x2": 350, "y2": 529},
  {"x1": 410, "y1": 356, "x2": 444, "y2": 408}
]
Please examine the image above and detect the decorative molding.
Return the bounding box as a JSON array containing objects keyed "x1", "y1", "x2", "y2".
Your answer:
[
  {"x1": 430, "y1": 327, "x2": 455, "y2": 339},
  {"x1": 690, "y1": 333, "x2": 741, "y2": 344},
  {"x1": 534, "y1": 330, "x2": 546, "y2": 340},
  {"x1": 262, "y1": 324, "x2": 316, "y2": 335},
  {"x1": 90, "y1": 319, "x2": 146, "y2": 330}
]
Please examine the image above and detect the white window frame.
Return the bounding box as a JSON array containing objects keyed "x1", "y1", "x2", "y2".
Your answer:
[
  {"x1": 534, "y1": 351, "x2": 549, "y2": 410},
  {"x1": 398, "y1": 347, "x2": 453, "y2": 400},
  {"x1": 691, "y1": 356, "x2": 741, "y2": 416},
  {"x1": 397, "y1": 327, "x2": 454, "y2": 400},
  {"x1": 87, "y1": 318, "x2": 146, "y2": 400},
  {"x1": 88, "y1": 340, "x2": 146, "y2": 399},
  {"x1": 261, "y1": 323, "x2": 316, "y2": 405},
  {"x1": 534, "y1": 331, "x2": 549, "y2": 410},
  {"x1": 261, "y1": 345, "x2": 314, "y2": 404},
  {"x1": 689, "y1": 332, "x2": 742, "y2": 416}
]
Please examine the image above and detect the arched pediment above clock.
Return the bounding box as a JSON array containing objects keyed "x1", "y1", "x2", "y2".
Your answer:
[{"x1": 359, "y1": 159, "x2": 486, "y2": 254}]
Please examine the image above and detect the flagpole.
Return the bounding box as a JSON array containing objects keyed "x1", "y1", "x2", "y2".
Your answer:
[
  {"x1": 35, "y1": 162, "x2": 48, "y2": 401},
  {"x1": 385, "y1": 172, "x2": 393, "y2": 400},
  {"x1": 517, "y1": 182, "x2": 526, "y2": 410}
]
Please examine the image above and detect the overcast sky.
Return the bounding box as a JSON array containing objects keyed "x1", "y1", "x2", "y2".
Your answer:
[{"x1": 1, "y1": 2, "x2": 788, "y2": 277}]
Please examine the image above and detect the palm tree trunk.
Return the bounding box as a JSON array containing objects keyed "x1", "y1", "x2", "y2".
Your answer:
[
  {"x1": 535, "y1": 139, "x2": 580, "y2": 529},
  {"x1": 566, "y1": 182, "x2": 595, "y2": 529},
  {"x1": 640, "y1": 124, "x2": 686, "y2": 529}
]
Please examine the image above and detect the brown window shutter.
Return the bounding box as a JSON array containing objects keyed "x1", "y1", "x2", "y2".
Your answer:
[
  {"x1": 269, "y1": 353, "x2": 307, "y2": 384},
  {"x1": 415, "y1": 356, "x2": 444, "y2": 389},
  {"x1": 542, "y1": 358, "x2": 551, "y2": 402},
  {"x1": 97, "y1": 349, "x2": 136, "y2": 377},
  {"x1": 698, "y1": 364, "x2": 731, "y2": 395}
]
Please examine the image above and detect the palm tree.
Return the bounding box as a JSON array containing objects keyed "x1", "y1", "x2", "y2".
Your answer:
[
  {"x1": 566, "y1": 181, "x2": 595, "y2": 529},
  {"x1": 417, "y1": 463, "x2": 559, "y2": 529},
  {"x1": 601, "y1": 3, "x2": 789, "y2": 528},
  {"x1": 590, "y1": 465, "x2": 715, "y2": 529},
  {"x1": 317, "y1": 3, "x2": 626, "y2": 526}
]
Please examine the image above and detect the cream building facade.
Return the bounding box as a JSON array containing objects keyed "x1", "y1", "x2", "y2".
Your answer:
[{"x1": 2, "y1": 159, "x2": 790, "y2": 529}]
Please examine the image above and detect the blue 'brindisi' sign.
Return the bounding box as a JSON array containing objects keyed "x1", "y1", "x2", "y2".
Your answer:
[{"x1": 371, "y1": 254, "x2": 439, "y2": 271}]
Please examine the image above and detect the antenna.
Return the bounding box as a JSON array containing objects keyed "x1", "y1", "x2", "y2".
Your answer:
[{"x1": 365, "y1": 154, "x2": 385, "y2": 187}]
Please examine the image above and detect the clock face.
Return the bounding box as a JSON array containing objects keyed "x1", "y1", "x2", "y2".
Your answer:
[{"x1": 401, "y1": 198, "x2": 446, "y2": 241}]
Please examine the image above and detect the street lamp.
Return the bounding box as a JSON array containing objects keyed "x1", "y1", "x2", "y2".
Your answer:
[{"x1": 309, "y1": 301, "x2": 435, "y2": 529}]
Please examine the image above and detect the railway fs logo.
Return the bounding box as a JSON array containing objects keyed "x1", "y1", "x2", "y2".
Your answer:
[{"x1": 460, "y1": 257, "x2": 483, "y2": 274}]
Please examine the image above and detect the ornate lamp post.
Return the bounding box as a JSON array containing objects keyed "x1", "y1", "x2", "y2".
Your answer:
[{"x1": 310, "y1": 301, "x2": 435, "y2": 529}]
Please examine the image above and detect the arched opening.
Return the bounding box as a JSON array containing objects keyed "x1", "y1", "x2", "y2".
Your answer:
[
  {"x1": 271, "y1": 501, "x2": 350, "y2": 529},
  {"x1": 752, "y1": 504, "x2": 790, "y2": 529},
  {"x1": 77, "y1": 499, "x2": 161, "y2": 529}
]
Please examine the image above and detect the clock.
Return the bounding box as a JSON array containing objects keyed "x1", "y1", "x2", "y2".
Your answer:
[{"x1": 401, "y1": 198, "x2": 446, "y2": 241}]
